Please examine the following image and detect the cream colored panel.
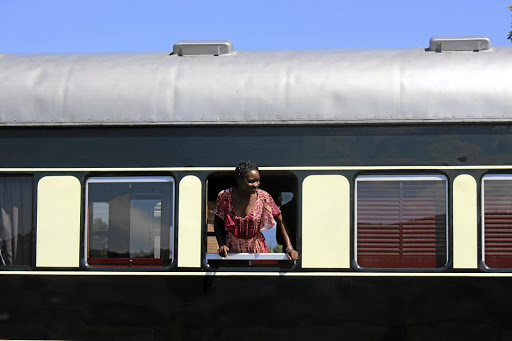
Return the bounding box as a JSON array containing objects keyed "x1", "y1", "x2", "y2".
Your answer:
[
  {"x1": 178, "y1": 176, "x2": 202, "y2": 268},
  {"x1": 302, "y1": 175, "x2": 350, "y2": 268},
  {"x1": 453, "y1": 174, "x2": 478, "y2": 268},
  {"x1": 36, "y1": 176, "x2": 81, "y2": 267}
]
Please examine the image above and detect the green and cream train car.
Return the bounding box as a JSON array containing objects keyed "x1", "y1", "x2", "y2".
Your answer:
[{"x1": 1, "y1": 37, "x2": 512, "y2": 339}]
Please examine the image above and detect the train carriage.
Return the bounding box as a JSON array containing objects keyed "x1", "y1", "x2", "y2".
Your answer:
[{"x1": 1, "y1": 36, "x2": 512, "y2": 339}]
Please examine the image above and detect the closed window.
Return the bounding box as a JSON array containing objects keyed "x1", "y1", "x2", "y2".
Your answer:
[
  {"x1": 355, "y1": 175, "x2": 448, "y2": 269},
  {"x1": 85, "y1": 177, "x2": 175, "y2": 268},
  {"x1": 482, "y1": 175, "x2": 512, "y2": 269},
  {"x1": 0, "y1": 176, "x2": 33, "y2": 267}
]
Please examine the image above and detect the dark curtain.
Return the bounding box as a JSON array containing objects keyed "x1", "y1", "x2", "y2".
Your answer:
[{"x1": 0, "y1": 177, "x2": 33, "y2": 266}]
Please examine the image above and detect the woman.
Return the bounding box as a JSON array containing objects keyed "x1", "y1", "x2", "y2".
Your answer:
[{"x1": 214, "y1": 161, "x2": 299, "y2": 261}]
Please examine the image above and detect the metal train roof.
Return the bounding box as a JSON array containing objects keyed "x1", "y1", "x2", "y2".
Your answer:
[{"x1": 1, "y1": 39, "x2": 512, "y2": 126}]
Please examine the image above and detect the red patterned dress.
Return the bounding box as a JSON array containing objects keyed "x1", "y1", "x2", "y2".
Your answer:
[{"x1": 214, "y1": 188, "x2": 281, "y2": 253}]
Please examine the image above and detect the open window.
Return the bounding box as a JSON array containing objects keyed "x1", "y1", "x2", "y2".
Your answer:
[
  {"x1": 205, "y1": 171, "x2": 298, "y2": 268},
  {"x1": 355, "y1": 175, "x2": 448, "y2": 269},
  {"x1": 482, "y1": 175, "x2": 512, "y2": 269},
  {"x1": 85, "y1": 176, "x2": 175, "y2": 268}
]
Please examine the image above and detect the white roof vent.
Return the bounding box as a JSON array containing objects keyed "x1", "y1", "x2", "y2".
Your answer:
[
  {"x1": 428, "y1": 36, "x2": 491, "y2": 52},
  {"x1": 172, "y1": 40, "x2": 234, "y2": 56}
]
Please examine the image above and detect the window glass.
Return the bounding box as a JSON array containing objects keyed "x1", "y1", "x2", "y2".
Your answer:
[
  {"x1": 356, "y1": 175, "x2": 448, "y2": 269},
  {"x1": 0, "y1": 176, "x2": 33, "y2": 267},
  {"x1": 86, "y1": 177, "x2": 174, "y2": 268},
  {"x1": 482, "y1": 175, "x2": 512, "y2": 269},
  {"x1": 206, "y1": 172, "x2": 297, "y2": 267}
]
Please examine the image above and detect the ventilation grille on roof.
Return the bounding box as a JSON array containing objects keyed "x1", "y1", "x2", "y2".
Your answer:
[
  {"x1": 428, "y1": 36, "x2": 491, "y2": 52},
  {"x1": 172, "y1": 40, "x2": 234, "y2": 56}
]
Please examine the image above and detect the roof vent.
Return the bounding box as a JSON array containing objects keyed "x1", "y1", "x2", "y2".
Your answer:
[
  {"x1": 428, "y1": 36, "x2": 491, "y2": 52},
  {"x1": 172, "y1": 40, "x2": 234, "y2": 56}
]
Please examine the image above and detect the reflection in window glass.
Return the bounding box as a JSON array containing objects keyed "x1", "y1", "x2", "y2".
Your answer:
[
  {"x1": 0, "y1": 176, "x2": 33, "y2": 267},
  {"x1": 483, "y1": 176, "x2": 512, "y2": 269},
  {"x1": 356, "y1": 175, "x2": 447, "y2": 269},
  {"x1": 86, "y1": 177, "x2": 174, "y2": 268},
  {"x1": 90, "y1": 202, "x2": 109, "y2": 258}
]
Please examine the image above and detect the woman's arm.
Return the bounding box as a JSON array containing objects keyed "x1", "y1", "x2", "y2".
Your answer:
[
  {"x1": 214, "y1": 215, "x2": 229, "y2": 257},
  {"x1": 275, "y1": 213, "x2": 299, "y2": 261}
]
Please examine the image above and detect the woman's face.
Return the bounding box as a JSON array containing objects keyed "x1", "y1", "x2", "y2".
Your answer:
[{"x1": 238, "y1": 170, "x2": 260, "y2": 194}]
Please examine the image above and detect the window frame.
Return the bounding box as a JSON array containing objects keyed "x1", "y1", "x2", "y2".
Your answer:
[
  {"x1": 0, "y1": 175, "x2": 34, "y2": 269},
  {"x1": 481, "y1": 174, "x2": 512, "y2": 270},
  {"x1": 204, "y1": 171, "x2": 299, "y2": 270},
  {"x1": 354, "y1": 174, "x2": 449, "y2": 270},
  {"x1": 84, "y1": 176, "x2": 176, "y2": 270}
]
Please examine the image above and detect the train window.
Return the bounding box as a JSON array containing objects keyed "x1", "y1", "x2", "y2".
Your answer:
[
  {"x1": 482, "y1": 175, "x2": 512, "y2": 269},
  {"x1": 0, "y1": 176, "x2": 33, "y2": 267},
  {"x1": 355, "y1": 175, "x2": 448, "y2": 269},
  {"x1": 85, "y1": 176, "x2": 175, "y2": 268},
  {"x1": 205, "y1": 172, "x2": 298, "y2": 268}
]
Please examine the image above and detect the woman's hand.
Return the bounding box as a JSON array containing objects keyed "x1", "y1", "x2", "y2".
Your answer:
[
  {"x1": 286, "y1": 247, "x2": 299, "y2": 261},
  {"x1": 217, "y1": 245, "x2": 229, "y2": 257}
]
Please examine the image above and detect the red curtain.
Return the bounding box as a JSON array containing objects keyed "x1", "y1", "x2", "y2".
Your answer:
[
  {"x1": 484, "y1": 180, "x2": 512, "y2": 268},
  {"x1": 357, "y1": 179, "x2": 447, "y2": 268}
]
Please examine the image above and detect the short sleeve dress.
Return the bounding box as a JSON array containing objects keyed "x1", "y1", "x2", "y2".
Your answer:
[{"x1": 214, "y1": 188, "x2": 281, "y2": 253}]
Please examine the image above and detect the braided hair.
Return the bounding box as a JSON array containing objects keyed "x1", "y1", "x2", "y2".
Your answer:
[{"x1": 235, "y1": 160, "x2": 259, "y2": 180}]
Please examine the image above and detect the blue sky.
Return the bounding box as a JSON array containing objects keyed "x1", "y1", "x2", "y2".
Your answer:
[{"x1": 1, "y1": 1, "x2": 511, "y2": 53}]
